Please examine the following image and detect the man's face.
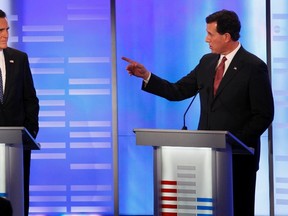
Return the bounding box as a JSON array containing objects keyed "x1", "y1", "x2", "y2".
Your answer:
[
  {"x1": 0, "y1": 17, "x2": 9, "y2": 50},
  {"x1": 205, "y1": 22, "x2": 226, "y2": 54}
]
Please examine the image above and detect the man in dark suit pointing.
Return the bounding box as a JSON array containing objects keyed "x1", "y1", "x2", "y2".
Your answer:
[
  {"x1": 0, "y1": 9, "x2": 39, "y2": 216},
  {"x1": 122, "y1": 9, "x2": 274, "y2": 216}
]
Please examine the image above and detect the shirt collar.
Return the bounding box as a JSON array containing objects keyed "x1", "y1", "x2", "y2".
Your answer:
[{"x1": 221, "y1": 42, "x2": 241, "y2": 62}]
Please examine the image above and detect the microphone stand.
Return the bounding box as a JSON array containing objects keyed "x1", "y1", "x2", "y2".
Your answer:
[{"x1": 181, "y1": 89, "x2": 201, "y2": 130}]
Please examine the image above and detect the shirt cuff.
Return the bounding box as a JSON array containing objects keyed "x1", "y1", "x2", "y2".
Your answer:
[{"x1": 143, "y1": 72, "x2": 151, "y2": 84}]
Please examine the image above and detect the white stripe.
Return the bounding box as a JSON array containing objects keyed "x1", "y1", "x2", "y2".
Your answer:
[
  {"x1": 32, "y1": 68, "x2": 65, "y2": 75},
  {"x1": 69, "y1": 78, "x2": 110, "y2": 85},
  {"x1": 68, "y1": 57, "x2": 109, "y2": 63},
  {"x1": 30, "y1": 185, "x2": 67, "y2": 191},
  {"x1": 70, "y1": 132, "x2": 111, "y2": 138},
  {"x1": 70, "y1": 163, "x2": 111, "y2": 170},
  {"x1": 40, "y1": 111, "x2": 65, "y2": 117},
  {"x1": 70, "y1": 196, "x2": 111, "y2": 202},
  {"x1": 39, "y1": 100, "x2": 65, "y2": 106},
  {"x1": 67, "y1": 14, "x2": 109, "y2": 21},
  {"x1": 70, "y1": 142, "x2": 111, "y2": 148},
  {"x1": 70, "y1": 185, "x2": 112, "y2": 191},
  {"x1": 38, "y1": 142, "x2": 66, "y2": 149},
  {"x1": 39, "y1": 121, "x2": 66, "y2": 127},
  {"x1": 23, "y1": 25, "x2": 64, "y2": 32},
  {"x1": 32, "y1": 153, "x2": 66, "y2": 159},
  {"x1": 29, "y1": 207, "x2": 67, "y2": 212},
  {"x1": 23, "y1": 36, "x2": 64, "y2": 42},
  {"x1": 69, "y1": 89, "x2": 110, "y2": 95},
  {"x1": 37, "y1": 89, "x2": 65, "y2": 95},
  {"x1": 69, "y1": 121, "x2": 111, "y2": 127},
  {"x1": 30, "y1": 196, "x2": 67, "y2": 202}
]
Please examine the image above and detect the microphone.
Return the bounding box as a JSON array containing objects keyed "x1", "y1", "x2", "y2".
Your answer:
[{"x1": 181, "y1": 86, "x2": 202, "y2": 130}]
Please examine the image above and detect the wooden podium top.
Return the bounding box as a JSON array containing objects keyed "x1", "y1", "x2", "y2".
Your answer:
[{"x1": 133, "y1": 129, "x2": 254, "y2": 155}]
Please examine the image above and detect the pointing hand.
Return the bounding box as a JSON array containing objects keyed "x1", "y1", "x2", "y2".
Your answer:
[{"x1": 122, "y1": 57, "x2": 150, "y2": 80}]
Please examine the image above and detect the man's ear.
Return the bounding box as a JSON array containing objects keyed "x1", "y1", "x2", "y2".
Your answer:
[{"x1": 224, "y1": 32, "x2": 232, "y2": 42}]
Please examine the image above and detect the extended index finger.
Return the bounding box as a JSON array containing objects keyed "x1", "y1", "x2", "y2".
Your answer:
[{"x1": 121, "y1": 56, "x2": 135, "y2": 64}]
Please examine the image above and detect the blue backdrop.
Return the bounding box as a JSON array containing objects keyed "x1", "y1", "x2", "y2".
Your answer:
[{"x1": 0, "y1": 0, "x2": 287, "y2": 215}]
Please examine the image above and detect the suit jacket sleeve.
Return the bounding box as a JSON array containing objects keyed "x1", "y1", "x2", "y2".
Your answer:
[{"x1": 142, "y1": 69, "x2": 201, "y2": 101}]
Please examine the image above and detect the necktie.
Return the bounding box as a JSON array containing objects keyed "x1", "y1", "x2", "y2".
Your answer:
[
  {"x1": 0, "y1": 68, "x2": 3, "y2": 103},
  {"x1": 213, "y1": 56, "x2": 227, "y2": 95}
]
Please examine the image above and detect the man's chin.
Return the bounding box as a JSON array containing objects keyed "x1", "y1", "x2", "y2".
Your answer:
[
  {"x1": 209, "y1": 48, "x2": 216, "y2": 53},
  {"x1": 0, "y1": 44, "x2": 8, "y2": 50},
  {"x1": 210, "y1": 50, "x2": 220, "y2": 54}
]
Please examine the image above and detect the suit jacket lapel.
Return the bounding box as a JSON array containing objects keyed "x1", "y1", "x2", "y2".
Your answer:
[
  {"x1": 3, "y1": 49, "x2": 14, "y2": 101},
  {"x1": 214, "y1": 48, "x2": 243, "y2": 97}
]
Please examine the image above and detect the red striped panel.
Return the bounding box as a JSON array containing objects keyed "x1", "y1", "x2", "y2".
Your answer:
[
  {"x1": 161, "y1": 196, "x2": 177, "y2": 201},
  {"x1": 161, "y1": 188, "x2": 177, "y2": 193},
  {"x1": 162, "y1": 213, "x2": 177, "y2": 216},
  {"x1": 161, "y1": 180, "x2": 178, "y2": 215},
  {"x1": 162, "y1": 204, "x2": 177, "y2": 209},
  {"x1": 161, "y1": 180, "x2": 177, "y2": 185}
]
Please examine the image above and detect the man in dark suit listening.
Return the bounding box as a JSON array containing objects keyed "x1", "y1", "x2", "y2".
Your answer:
[
  {"x1": 0, "y1": 9, "x2": 39, "y2": 216},
  {"x1": 122, "y1": 9, "x2": 274, "y2": 216}
]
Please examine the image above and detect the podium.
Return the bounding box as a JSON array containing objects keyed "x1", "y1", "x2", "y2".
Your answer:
[
  {"x1": 0, "y1": 127, "x2": 40, "y2": 216},
  {"x1": 134, "y1": 129, "x2": 253, "y2": 216}
]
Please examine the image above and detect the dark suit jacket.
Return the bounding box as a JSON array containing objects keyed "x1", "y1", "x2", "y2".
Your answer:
[
  {"x1": 0, "y1": 47, "x2": 39, "y2": 137},
  {"x1": 143, "y1": 46, "x2": 274, "y2": 170},
  {"x1": 0, "y1": 197, "x2": 13, "y2": 216}
]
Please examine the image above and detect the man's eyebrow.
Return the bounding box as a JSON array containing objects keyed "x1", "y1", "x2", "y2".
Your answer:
[{"x1": 0, "y1": 27, "x2": 9, "y2": 31}]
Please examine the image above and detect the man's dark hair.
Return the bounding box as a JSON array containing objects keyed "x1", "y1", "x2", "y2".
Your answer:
[
  {"x1": 0, "y1": 9, "x2": 7, "y2": 18},
  {"x1": 206, "y1": 9, "x2": 241, "y2": 41}
]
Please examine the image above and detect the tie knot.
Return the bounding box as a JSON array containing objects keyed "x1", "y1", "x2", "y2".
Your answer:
[
  {"x1": 216, "y1": 56, "x2": 227, "y2": 71},
  {"x1": 221, "y1": 56, "x2": 227, "y2": 63}
]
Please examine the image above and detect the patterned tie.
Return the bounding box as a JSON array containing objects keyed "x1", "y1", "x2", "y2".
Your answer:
[
  {"x1": 0, "y1": 67, "x2": 3, "y2": 103},
  {"x1": 213, "y1": 56, "x2": 227, "y2": 95}
]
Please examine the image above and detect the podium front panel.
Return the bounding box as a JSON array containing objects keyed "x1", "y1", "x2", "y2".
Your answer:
[
  {"x1": 157, "y1": 146, "x2": 214, "y2": 215},
  {"x1": 154, "y1": 146, "x2": 233, "y2": 216}
]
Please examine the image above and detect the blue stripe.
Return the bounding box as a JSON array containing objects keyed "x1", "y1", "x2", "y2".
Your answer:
[
  {"x1": 197, "y1": 205, "x2": 214, "y2": 210},
  {"x1": 0, "y1": 193, "x2": 7, "y2": 197},
  {"x1": 197, "y1": 197, "x2": 213, "y2": 202}
]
